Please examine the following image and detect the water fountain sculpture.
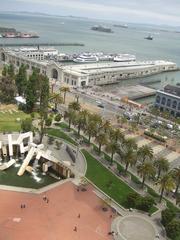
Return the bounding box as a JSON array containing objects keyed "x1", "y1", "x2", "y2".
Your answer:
[{"x1": 0, "y1": 132, "x2": 73, "y2": 179}]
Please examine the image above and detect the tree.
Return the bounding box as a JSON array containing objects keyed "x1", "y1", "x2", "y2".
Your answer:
[
  {"x1": 25, "y1": 70, "x2": 39, "y2": 112},
  {"x1": 161, "y1": 208, "x2": 176, "y2": 227},
  {"x1": 38, "y1": 74, "x2": 50, "y2": 143},
  {"x1": 122, "y1": 149, "x2": 137, "y2": 174},
  {"x1": 45, "y1": 117, "x2": 52, "y2": 126},
  {"x1": 95, "y1": 132, "x2": 107, "y2": 155},
  {"x1": 102, "y1": 120, "x2": 111, "y2": 134},
  {"x1": 166, "y1": 219, "x2": 180, "y2": 240},
  {"x1": 105, "y1": 141, "x2": 118, "y2": 165},
  {"x1": 68, "y1": 101, "x2": 81, "y2": 111},
  {"x1": 137, "y1": 161, "x2": 156, "y2": 188},
  {"x1": 75, "y1": 109, "x2": 88, "y2": 136},
  {"x1": 7, "y1": 63, "x2": 15, "y2": 78},
  {"x1": 136, "y1": 196, "x2": 155, "y2": 212},
  {"x1": 15, "y1": 64, "x2": 27, "y2": 96},
  {"x1": 21, "y1": 118, "x2": 33, "y2": 132},
  {"x1": 157, "y1": 173, "x2": 175, "y2": 202},
  {"x1": 126, "y1": 192, "x2": 140, "y2": 208},
  {"x1": 64, "y1": 109, "x2": 76, "y2": 130},
  {"x1": 60, "y1": 86, "x2": 70, "y2": 104},
  {"x1": 154, "y1": 157, "x2": 169, "y2": 179},
  {"x1": 50, "y1": 92, "x2": 63, "y2": 111},
  {"x1": 54, "y1": 114, "x2": 62, "y2": 122},
  {"x1": 0, "y1": 76, "x2": 16, "y2": 103},
  {"x1": 171, "y1": 167, "x2": 180, "y2": 196},
  {"x1": 137, "y1": 145, "x2": 153, "y2": 163},
  {"x1": 110, "y1": 128, "x2": 124, "y2": 143},
  {"x1": 2, "y1": 65, "x2": 7, "y2": 76}
]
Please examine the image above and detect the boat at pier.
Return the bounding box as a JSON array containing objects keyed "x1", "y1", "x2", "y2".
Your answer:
[
  {"x1": 2, "y1": 32, "x2": 39, "y2": 38},
  {"x1": 145, "y1": 34, "x2": 153, "y2": 40}
]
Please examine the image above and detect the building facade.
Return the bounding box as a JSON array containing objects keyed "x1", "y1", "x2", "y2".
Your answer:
[
  {"x1": 155, "y1": 85, "x2": 180, "y2": 117},
  {"x1": 0, "y1": 48, "x2": 177, "y2": 88}
]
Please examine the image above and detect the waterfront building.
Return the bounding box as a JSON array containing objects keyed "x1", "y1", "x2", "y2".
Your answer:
[
  {"x1": 0, "y1": 48, "x2": 177, "y2": 88},
  {"x1": 154, "y1": 85, "x2": 180, "y2": 117}
]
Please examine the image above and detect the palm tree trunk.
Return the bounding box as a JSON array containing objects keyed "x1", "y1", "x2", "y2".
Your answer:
[
  {"x1": 39, "y1": 118, "x2": 45, "y2": 144},
  {"x1": 98, "y1": 143, "x2": 102, "y2": 155},
  {"x1": 125, "y1": 162, "x2": 129, "y2": 174},
  {"x1": 160, "y1": 187, "x2": 165, "y2": 203},
  {"x1": 88, "y1": 134, "x2": 91, "y2": 143},
  {"x1": 157, "y1": 168, "x2": 161, "y2": 179},
  {"x1": 68, "y1": 119, "x2": 71, "y2": 130},
  {"x1": 55, "y1": 102, "x2": 57, "y2": 111},
  {"x1": 111, "y1": 152, "x2": 114, "y2": 165},
  {"x1": 64, "y1": 92, "x2": 66, "y2": 104},
  {"x1": 142, "y1": 175, "x2": 146, "y2": 188},
  {"x1": 78, "y1": 124, "x2": 81, "y2": 136}
]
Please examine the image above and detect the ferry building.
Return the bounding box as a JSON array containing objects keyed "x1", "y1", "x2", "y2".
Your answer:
[{"x1": 0, "y1": 47, "x2": 177, "y2": 88}]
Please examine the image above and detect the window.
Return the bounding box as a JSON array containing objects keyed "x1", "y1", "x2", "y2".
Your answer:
[
  {"x1": 172, "y1": 100, "x2": 177, "y2": 109},
  {"x1": 167, "y1": 99, "x2": 171, "y2": 107},
  {"x1": 161, "y1": 97, "x2": 166, "y2": 105},
  {"x1": 156, "y1": 95, "x2": 161, "y2": 103}
]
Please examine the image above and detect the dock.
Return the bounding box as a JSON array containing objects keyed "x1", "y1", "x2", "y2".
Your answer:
[{"x1": 0, "y1": 42, "x2": 85, "y2": 47}]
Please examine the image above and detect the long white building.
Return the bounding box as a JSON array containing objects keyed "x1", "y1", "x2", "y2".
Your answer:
[{"x1": 0, "y1": 48, "x2": 177, "y2": 88}]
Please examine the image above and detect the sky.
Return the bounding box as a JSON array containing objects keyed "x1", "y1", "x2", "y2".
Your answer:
[{"x1": 1, "y1": 0, "x2": 180, "y2": 26}]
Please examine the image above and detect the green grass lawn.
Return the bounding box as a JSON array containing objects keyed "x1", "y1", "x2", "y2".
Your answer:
[
  {"x1": 46, "y1": 128, "x2": 77, "y2": 146},
  {"x1": 0, "y1": 111, "x2": 29, "y2": 132},
  {"x1": 82, "y1": 149, "x2": 135, "y2": 208}
]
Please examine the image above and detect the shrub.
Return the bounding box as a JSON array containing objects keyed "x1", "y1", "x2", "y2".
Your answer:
[
  {"x1": 126, "y1": 192, "x2": 140, "y2": 208},
  {"x1": 30, "y1": 112, "x2": 35, "y2": 119},
  {"x1": 21, "y1": 118, "x2": 33, "y2": 132},
  {"x1": 161, "y1": 208, "x2": 176, "y2": 227},
  {"x1": 166, "y1": 219, "x2": 180, "y2": 240},
  {"x1": 54, "y1": 114, "x2": 62, "y2": 122},
  {"x1": 136, "y1": 196, "x2": 155, "y2": 212},
  {"x1": 45, "y1": 117, "x2": 52, "y2": 126}
]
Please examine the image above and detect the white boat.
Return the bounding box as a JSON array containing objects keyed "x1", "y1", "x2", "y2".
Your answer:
[
  {"x1": 114, "y1": 54, "x2": 136, "y2": 62},
  {"x1": 73, "y1": 53, "x2": 99, "y2": 63}
]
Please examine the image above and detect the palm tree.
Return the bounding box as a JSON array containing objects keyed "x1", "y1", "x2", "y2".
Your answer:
[
  {"x1": 95, "y1": 132, "x2": 107, "y2": 155},
  {"x1": 137, "y1": 161, "x2": 156, "y2": 188},
  {"x1": 157, "y1": 173, "x2": 175, "y2": 202},
  {"x1": 64, "y1": 109, "x2": 76, "y2": 130},
  {"x1": 75, "y1": 109, "x2": 89, "y2": 136},
  {"x1": 122, "y1": 137, "x2": 137, "y2": 152},
  {"x1": 105, "y1": 141, "x2": 118, "y2": 165},
  {"x1": 122, "y1": 149, "x2": 137, "y2": 174},
  {"x1": 154, "y1": 157, "x2": 169, "y2": 179},
  {"x1": 49, "y1": 93, "x2": 63, "y2": 111},
  {"x1": 171, "y1": 167, "x2": 180, "y2": 196},
  {"x1": 137, "y1": 145, "x2": 153, "y2": 163},
  {"x1": 110, "y1": 128, "x2": 124, "y2": 143},
  {"x1": 68, "y1": 101, "x2": 81, "y2": 111},
  {"x1": 102, "y1": 120, "x2": 111, "y2": 134},
  {"x1": 60, "y1": 86, "x2": 70, "y2": 104}
]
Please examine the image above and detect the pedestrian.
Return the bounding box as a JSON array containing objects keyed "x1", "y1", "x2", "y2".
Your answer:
[
  {"x1": 110, "y1": 214, "x2": 112, "y2": 218},
  {"x1": 74, "y1": 226, "x2": 77, "y2": 232},
  {"x1": 20, "y1": 204, "x2": 23, "y2": 209},
  {"x1": 78, "y1": 213, "x2": 80, "y2": 218},
  {"x1": 43, "y1": 195, "x2": 47, "y2": 201},
  {"x1": 46, "y1": 198, "x2": 49, "y2": 203},
  {"x1": 23, "y1": 204, "x2": 26, "y2": 208}
]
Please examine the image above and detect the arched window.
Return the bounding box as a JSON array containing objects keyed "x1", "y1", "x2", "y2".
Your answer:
[
  {"x1": 17, "y1": 61, "x2": 20, "y2": 67},
  {"x1": 1, "y1": 52, "x2": 6, "y2": 62},
  {"x1": 172, "y1": 100, "x2": 177, "y2": 109},
  {"x1": 161, "y1": 97, "x2": 166, "y2": 105},
  {"x1": 156, "y1": 95, "x2": 161, "y2": 103},
  {"x1": 167, "y1": 99, "x2": 171, "y2": 107},
  {"x1": 52, "y1": 69, "x2": 58, "y2": 79},
  {"x1": 178, "y1": 102, "x2": 180, "y2": 110}
]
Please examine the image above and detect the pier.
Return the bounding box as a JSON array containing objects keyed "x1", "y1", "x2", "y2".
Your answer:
[{"x1": 0, "y1": 42, "x2": 85, "y2": 47}]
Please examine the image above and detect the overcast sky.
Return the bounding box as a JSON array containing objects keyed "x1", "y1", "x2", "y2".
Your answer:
[{"x1": 1, "y1": 0, "x2": 180, "y2": 26}]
